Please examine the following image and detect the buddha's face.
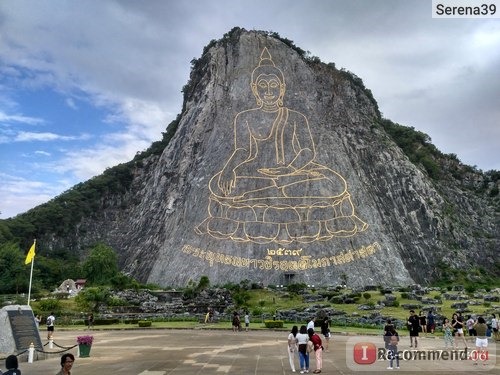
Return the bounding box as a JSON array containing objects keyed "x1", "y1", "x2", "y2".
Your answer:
[{"x1": 252, "y1": 74, "x2": 284, "y2": 107}]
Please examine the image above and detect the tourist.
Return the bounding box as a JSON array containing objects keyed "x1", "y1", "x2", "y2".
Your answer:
[
  {"x1": 34, "y1": 315, "x2": 41, "y2": 329},
  {"x1": 208, "y1": 307, "x2": 214, "y2": 323},
  {"x1": 407, "y1": 310, "x2": 419, "y2": 348},
  {"x1": 491, "y1": 314, "x2": 499, "y2": 341},
  {"x1": 3, "y1": 355, "x2": 21, "y2": 375},
  {"x1": 473, "y1": 316, "x2": 488, "y2": 366},
  {"x1": 88, "y1": 313, "x2": 94, "y2": 330},
  {"x1": 244, "y1": 312, "x2": 250, "y2": 331},
  {"x1": 232, "y1": 311, "x2": 240, "y2": 332},
  {"x1": 46, "y1": 312, "x2": 55, "y2": 340},
  {"x1": 307, "y1": 317, "x2": 315, "y2": 331},
  {"x1": 442, "y1": 318, "x2": 454, "y2": 349},
  {"x1": 426, "y1": 310, "x2": 435, "y2": 334},
  {"x1": 419, "y1": 311, "x2": 427, "y2": 335},
  {"x1": 386, "y1": 326, "x2": 400, "y2": 370},
  {"x1": 296, "y1": 325, "x2": 310, "y2": 374},
  {"x1": 287, "y1": 326, "x2": 299, "y2": 372},
  {"x1": 452, "y1": 312, "x2": 467, "y2": 349},
  {"x1": 383, "y1": 320, "x2": 394, "y2": 350},
  {"x1": 204, "y1": 307, "x2": 213, "y2": 323},
  {"x1": 307, "y1": 328, "x2": 323, "y2": 373},
  {"x1": 56, "y1": 353, "x2": 74, "y2": 375},
  {"x1": 384, "y1": 319, "x2": 394, "y2": 336},
  {"x1": 466, "y1": 315, "x2": 476, "y2": 339},
  {"x1": 320, "y1": 316, "x2": 331, "y2": 351}
]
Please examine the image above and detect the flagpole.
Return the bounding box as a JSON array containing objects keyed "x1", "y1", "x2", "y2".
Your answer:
[
  {"x1": 26, "y1": 239, "x2": 36, "y2": 306},
  {"x1": 28, "y1": 257, "x2": 34, "y2": 306}
]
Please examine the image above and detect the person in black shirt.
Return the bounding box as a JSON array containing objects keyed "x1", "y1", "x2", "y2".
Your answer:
[
  {"x1": 407, "y1": 310, "x2": 420, "y2": 348},
  {"x1": 452, "y1": 312, "x2": 467, "y2": 349},
  {"x1": 419, "y1": 311, "x2": 427, "y2": 335},
  {"x1": 320, "y1": 316, "x2": 331, "y2": 351}
]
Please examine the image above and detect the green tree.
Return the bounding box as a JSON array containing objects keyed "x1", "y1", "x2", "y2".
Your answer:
[
  {"x1": 0, "y1": 242, "x2": 28, "y2": 293},
  {"x1": 0, "y1": 221, "x2": 13, "y2": 243},
  {"x1": 82, "y1": 243, "x2": 119, "y2": 285},
  {"x1": 110, "y1": 273, "x2": 140, "y2": 290},
  {"x1": 197, "y1": 275, "x2": 210, "y2": 291},
  {"x1": 75, "y1": 286, "x2": 111, "y2": 312},
  {"x1": 286, "y1": 283, "x2": 307, "y2": 295},
  {"x1": 37, "y1": 298, "x2": 62, "y2": 315}
]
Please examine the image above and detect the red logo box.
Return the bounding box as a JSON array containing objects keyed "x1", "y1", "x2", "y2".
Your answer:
[{"x1": 353, "y1": 342, "x2": 377, "y2": 364}]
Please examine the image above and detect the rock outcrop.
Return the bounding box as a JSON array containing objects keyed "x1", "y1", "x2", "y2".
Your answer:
[{"x1": 14, "y1": 28, "x2": 499, "y2": 287}]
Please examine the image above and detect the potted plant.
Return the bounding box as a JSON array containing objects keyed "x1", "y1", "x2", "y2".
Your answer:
[{"x1": 76, "y1": 335, "x2": 93, "y2": 357}]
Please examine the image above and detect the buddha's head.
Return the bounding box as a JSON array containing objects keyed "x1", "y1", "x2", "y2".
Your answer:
[{"x1": 251, "y1": 48, "x2": 286, "y2": 109}]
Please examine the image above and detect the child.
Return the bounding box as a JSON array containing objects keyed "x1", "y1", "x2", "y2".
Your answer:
[{"x1": 443, "y1": 318, "x2": 454, "y2": 349}]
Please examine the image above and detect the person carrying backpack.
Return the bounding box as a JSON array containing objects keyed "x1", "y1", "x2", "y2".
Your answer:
[
  {"x1": 46, "y1": 312, "x2": 55, "y2": 340},
  {"x1": 386, "y1": 327, "x2": 400, "y2": 370}
]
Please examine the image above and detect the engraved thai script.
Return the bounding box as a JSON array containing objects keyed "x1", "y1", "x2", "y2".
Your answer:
[
  {"x1": 182, "y1": 241, "x2": 381, "y2": 270},
  {"x1": 267, "y1": 248, "x2": 303, "y2": 256}
]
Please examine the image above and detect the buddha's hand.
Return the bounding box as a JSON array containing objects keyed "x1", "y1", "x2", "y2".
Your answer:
[
  {"x1": 258, "y1": 167, "x2": 295, "y2": 177},
  {"x1": 218, "y1": 169, "x2": 236, "y2": 195}
]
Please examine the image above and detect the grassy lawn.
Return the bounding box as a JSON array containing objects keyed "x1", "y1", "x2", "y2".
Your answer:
[
  {"x1": 26, "y1": 286, "x2": 499, "y2": 337},
  {"x1": 55, "y1": 320, "x2": 385, "y2": 336}
]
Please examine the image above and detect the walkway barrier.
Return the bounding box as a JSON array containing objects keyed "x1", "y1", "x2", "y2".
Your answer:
[{"x1": 0, "y1": 340, "x2": 77, "y2": 363}]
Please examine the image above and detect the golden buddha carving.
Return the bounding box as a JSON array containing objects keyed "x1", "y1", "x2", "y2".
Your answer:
[{"x1": 196, "y1": 48, "x2": 367, "y2": 244}]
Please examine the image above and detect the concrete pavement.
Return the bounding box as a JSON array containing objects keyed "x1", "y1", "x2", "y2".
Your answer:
[{"x1": 11, "y1": 328, "x2": 499, "y2": 374}]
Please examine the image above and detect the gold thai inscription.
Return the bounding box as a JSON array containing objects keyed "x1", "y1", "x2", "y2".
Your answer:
[{"x1": 182, "y1": 242, "x2": 380, "y2": 270}]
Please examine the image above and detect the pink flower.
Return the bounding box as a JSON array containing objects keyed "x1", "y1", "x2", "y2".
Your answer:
[{"x1": 77, "y1": 335, "x2": 93, "y2": 345}]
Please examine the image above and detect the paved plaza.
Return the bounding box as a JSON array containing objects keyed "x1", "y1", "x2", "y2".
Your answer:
[{"x1": 10, "y1": 328, "x2": 499, "y2": 374}]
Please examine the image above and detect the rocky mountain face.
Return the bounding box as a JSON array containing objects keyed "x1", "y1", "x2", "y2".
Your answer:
[{"x1": 31, "y1": 29, "x2": 499, "y2": 288}]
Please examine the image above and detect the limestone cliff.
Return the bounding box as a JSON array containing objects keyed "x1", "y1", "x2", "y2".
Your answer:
[{"x1": 12, "y1": 29, "x2": 499, "y2": 287}]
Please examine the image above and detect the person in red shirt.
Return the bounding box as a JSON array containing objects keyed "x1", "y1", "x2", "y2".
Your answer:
[{"x1": 307, "y1": 328, "x2": 323, "y2": 373}]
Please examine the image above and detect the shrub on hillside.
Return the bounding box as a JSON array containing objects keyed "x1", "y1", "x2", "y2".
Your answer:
[{"x1": 264, "y1": 320, "x2": 284, "y2": 329}]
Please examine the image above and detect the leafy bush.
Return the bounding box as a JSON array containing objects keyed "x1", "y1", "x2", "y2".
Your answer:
[
  {"x1": 251, "y1": 308, "x2": 263, "y2": 316},
  {"x1": 37, "y1": 298, "x2": 62, "y2": 314},
  {"x1": 124, "y1": 319, "x2": 139, "y2": 324},
  {"x1": 264, "y1": 320, "x2": 284, "y2": 329},
  {"x1": 107, "y1": 296, "x2": 126, "y2": 306},
  {"x1": 363, "y1": 292, "x2": 371, "y2": 300},
  {"x1": 93, "y1": 318, "x2": 119, "y2": 325},
  {"x1": 232, "y1": 290, "x2": 251, "y2": 307},
  {"x1": 465, "y1": 285, "x2": 476, "y2": 294},
  {"x1": 287, "y1": 283, "x2": 307, "y2": 295},
  {"x1": 138, "y1": 320, "x2": 152, "y2": 327},
  {"x1": 330, "y1": 296, "x2": 344, "y2": 304}
]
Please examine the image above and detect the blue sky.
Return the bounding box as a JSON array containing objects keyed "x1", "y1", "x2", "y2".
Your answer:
[{"x1": 1, "y1": 0, "x2": 499, "y2": 219}]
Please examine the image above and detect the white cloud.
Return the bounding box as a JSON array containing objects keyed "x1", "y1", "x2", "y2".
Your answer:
[
  {"x1": 0, "y1": 111, "x2": 45, "y2": 125},
  {"x1": 65, "y1": 97, "x2": 78, "y2": 110},
  {"x1": 54, "y1": 137, "x2": 151, "y2": 181},
  {"x1": 0, "y1": 173, "x2": 70, "y2": 219},
  {"x1": 0, "y1": 0, "x2": 499, "y2": 219},
  {"x1": 14, "y1": 131, "x2": 90, "y2": 142}
]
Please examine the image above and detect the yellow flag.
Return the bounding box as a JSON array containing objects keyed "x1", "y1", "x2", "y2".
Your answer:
[{"x1": 25, "y1": 241, "x2": 36, "y2": 265}]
